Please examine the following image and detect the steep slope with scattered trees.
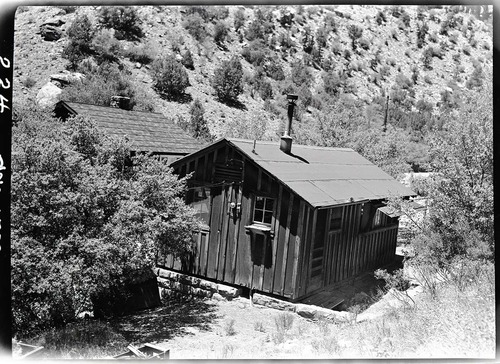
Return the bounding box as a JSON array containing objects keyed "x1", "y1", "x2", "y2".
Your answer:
[{"x1": 13, "y1": 4, "x2": 492, "y2": 178}]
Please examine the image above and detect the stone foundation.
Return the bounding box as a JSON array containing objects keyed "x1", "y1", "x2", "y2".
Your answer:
[
  {"x1": 251, "y1": 293, "x2": 354, "y2": 323},
  {"x1": 155, "y1": 267, "x2": 241, "y2": 300}
]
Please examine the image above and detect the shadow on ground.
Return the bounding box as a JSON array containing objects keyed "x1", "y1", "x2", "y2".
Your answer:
[{"x1": 111, "y1": 296, "x2": 218, "y2": 344}]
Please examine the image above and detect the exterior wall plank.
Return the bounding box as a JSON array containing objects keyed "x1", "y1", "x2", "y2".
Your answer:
[
  {"x1": 263, "y1": 182, "x2": 281, "y2": 293},
  {"x1": 272, "y1": 189, "x2": 290, "y2": 295},
  {"x1": 284, "y1": 195, "x2": 300, "y2": 296}
]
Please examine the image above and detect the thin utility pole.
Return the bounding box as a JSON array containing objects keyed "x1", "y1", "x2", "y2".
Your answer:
[{"x1": 383, "y1": 91, "x2": 389, "y2": 132}]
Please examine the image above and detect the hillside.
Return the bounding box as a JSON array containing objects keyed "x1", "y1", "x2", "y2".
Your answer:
[{"x1": 12, "y1": 4, "x2": 493, "y2": 172}]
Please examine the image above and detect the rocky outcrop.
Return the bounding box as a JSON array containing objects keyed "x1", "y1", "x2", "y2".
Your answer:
[
  {"x1": 38, "y1": 18, "x2": 65, "y2": 41},
  {"x1": 39, "y1": 25, "x2": 63, "y2": 41}
]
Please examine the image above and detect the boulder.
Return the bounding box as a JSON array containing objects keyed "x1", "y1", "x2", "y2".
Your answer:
[
  {"x1": 39, "y1": 25, "x2": 63, "y2": 41},
  {"x1": 295, "y1": 303, "x2": 352, "y2": 322},
  {"x1": 42, "y1": 18, "x2": 65, "y2": 27},
  {"x1": 50, "y1": 71, "x2": 85, "y2": 86},
  {"x1": 216, "y1": 283, "x2": 241, "y2": 299},
  {"x1": 36, "y1": 82, "x2": 62, "y2": 108},
  {"x1": 252, "y1": 293, "x2": 296, "y2": 311},
  {"x1": 212, "y1": 292, "x2": 225, "y2": 301}
]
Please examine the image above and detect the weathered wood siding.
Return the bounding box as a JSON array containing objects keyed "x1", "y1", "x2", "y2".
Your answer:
[
  {"x1": 320, "y1": 203, "x2": 398, "y2": 288},
  {"x1": 157, "y1": 142, "x2": 308, "y2": 299}
]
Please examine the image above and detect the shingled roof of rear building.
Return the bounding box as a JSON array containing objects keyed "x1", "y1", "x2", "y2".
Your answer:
[{"x1": 56, "y1": 101, "x2": 200, "y2": 155}]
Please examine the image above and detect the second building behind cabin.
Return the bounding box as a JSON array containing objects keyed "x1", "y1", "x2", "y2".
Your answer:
[{"x1": 160, "y1": 138, "x2": 415, "y2": 302}]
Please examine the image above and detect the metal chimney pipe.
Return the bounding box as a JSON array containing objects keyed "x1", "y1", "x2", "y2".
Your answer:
[{"x1": 280, "y1": 94, "x2": 298, "y2": 154}]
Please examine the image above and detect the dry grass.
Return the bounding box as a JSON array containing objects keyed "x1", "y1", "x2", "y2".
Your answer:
[{"x1": 18, "y1": 267, "x2": 494, "y2": 359}]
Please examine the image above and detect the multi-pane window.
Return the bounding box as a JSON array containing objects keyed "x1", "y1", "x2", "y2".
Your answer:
[{"x1": 253, "y1": 196, "x2": 274, "y2": 225}]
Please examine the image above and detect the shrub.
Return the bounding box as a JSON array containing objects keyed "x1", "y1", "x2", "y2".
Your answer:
[
  {"x1": 291, "y1": 59, "x2": 312, "y2": 87},
  {"x1": 207, "y1": 6, "x2": 229, "y2": 21},
  {"x1": 266, "y1": 59, "x2": 285, "y2": 81},
  {"x1": 428, "y1": 31, "x2": 438, "y2": 43},
  {"x1": 213, "y1": 21, "x2": 228, "y2": 46},
  {"x1": 182, "y1": 14, "x2": 206, "y2": 42},
  {"x1": 62, "y1": 62, "x2": 136, "y2": 108},
  {"x1": 315, "y1": 27, "x2": 328, "y2": 49},
  {"x1": 151, "y1": 55, "x2": 190, "y2": 99},
  {"x1": 223, "y1": 318, "x2": 236, "y2": 336},
  {"x1": 187, "y1": 99, "x2": 211, "y2": 140},
  {"x1": 379, "y1": 65, "x2": 390, "y2": 79},
  {"x1": 253, "y1": 321, "x2": 265, "y2": 332},
  {"x1": 22, "y1": 76, "x2": 36, "y2": 88},
  {"x1": 422, "y1": 47, "x2": 433, "y2": 69},
  {"x1": 91, "y1": 29, "x2": 122, "y2": 64},
  {"x1": 375, "y1": 10, "x2": 386, "y2": 25},
  {"x1": 358, "y1": 37, "x2": 370, "y2": 51},
  {"x1": 424, "y1": 74, "x2": 432, "y2": 84},
  {"x1": 323, "y1": 71, "x2": 342, "y2": 96},
  {"x1": 279, "y1": 8, "x2": 294, "y2": 28},
  {"x1": 181, "y1": 49, "x2": 194, "y2": 70},
  {"x1": 331, "y1": 40, "x2": 342, "y2": 55},
  {"x1": 462, "y1": 44, "x2": 471, "y2": 55},
  {"x1": 241, "y1": 40, "x2": 268, "y2": 67},
  {"x1": 97, "y1": 6, "x2": 143, "y2": 41},
  {"x1": 278, "y1": 32, "x2": 295, "y2": 51},
  {"x1": 323, "y1": 12, "x2": 338, "y2": 33},
  {"x1": 125, "y1": 42, "x2": 157, "y2": 64},
  {"x1": 417, "y1": 23, "x2": 428, "y2": 48},
  {"x1": 62, "y1": 15, "x2": 95, "y2": 70},
  {"x1": 347, "y1": 24, "x2": 363, "y2": 51},
  {"x1": 259, "y1": 79, "x2": 273, "y2": 100},
  {"x1": 466, "y1": 63, "x2": 484, "y2": 89},
  {"x1": 301, "y1": 26, "x2": 314, "y2": 54},
  {"x1": 396, "y1": 73, "x2": 413, "y2": 89},
  {"x1": 212, "y1": 56, "x2": 244, "y2": 103}
]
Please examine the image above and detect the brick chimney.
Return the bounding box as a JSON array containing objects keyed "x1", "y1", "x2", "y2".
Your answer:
[
  {"x1": 110, "y1": 96, "x2": 131, "y2": 110},
  {"x1": 280, "y1": 94, "x2": 297, "y2": 154}
]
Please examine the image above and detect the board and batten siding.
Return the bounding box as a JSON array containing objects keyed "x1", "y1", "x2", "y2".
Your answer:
[{"x1": 158, "y1": 143, "x2": 308, "y2": 300}]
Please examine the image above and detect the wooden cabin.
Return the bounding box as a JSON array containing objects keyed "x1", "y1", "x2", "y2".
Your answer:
[
  {"x1": 54, "y1": 98, "x2": 200, "y2": 163},
  {"x1": 159, "y1": 137, "x2": 415, "y2": 302}
]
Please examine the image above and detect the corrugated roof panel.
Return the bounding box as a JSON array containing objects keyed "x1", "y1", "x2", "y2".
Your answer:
[
  {"x1": 286, "y1": 181, "x2": 339, "y2": 206},
  {"x1": 356, "y1": 179, "x2": 414, "y2": 199},
  {"x1": 230, "y1": 139, "x2": 371, "y2": 165},
  {"x1": 312, "y1": 180, "x2": 374, "y2": 204},
  {"x1": 263, "y1": 162, "x2": 392, "y2": 181}
]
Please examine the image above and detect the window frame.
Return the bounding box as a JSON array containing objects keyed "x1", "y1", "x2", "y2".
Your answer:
[{"x1": 252, "y1": 195, "x2": 275, "y2": 226}]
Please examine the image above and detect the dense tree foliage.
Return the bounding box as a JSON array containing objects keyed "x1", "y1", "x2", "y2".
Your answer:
[
  {"x1": 211, "y1": 56, "x2": 244, "y2": 103},
  {"x1": 62, "y1": 14, "x2": 95, "y2": 69},
  {"x1": 97, "y1": 6, "x2": 144, "y2": 40},
  {"x1": 151, "y1": 55, "x2": 190, "y2": 99},
  {"x1": 11, "y1": 108, "x2": 199, "y2": 336}
]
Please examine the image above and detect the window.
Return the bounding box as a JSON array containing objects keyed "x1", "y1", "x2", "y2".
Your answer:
[
  {"x1": 253, "y1": 196, "x2": 274, "y2": 225},
  {"x1": 189, "y1": 187, "x2": 211, "y2": 225}
]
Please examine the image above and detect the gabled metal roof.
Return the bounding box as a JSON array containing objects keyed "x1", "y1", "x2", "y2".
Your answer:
[
  {"x1": 227, "y1": 138, "x2": 415, "y2": 208},
  {"x1": 56, "y1": 101, "x2": 200, "y2": 155}
]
